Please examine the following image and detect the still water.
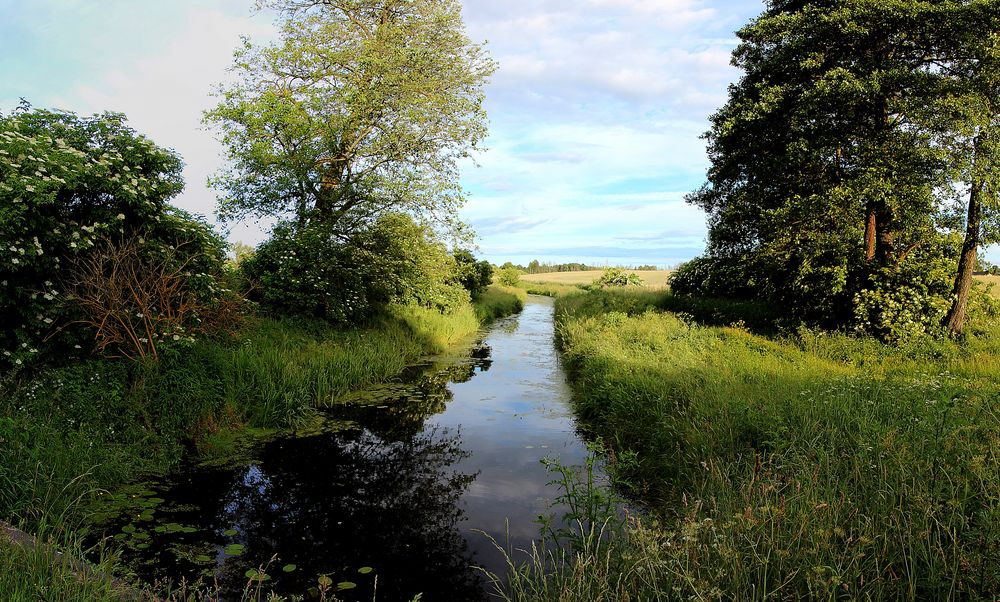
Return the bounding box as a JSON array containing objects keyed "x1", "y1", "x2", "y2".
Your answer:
[{"x1": 93, "y1": 296, "x2": 597, "y2": 600}]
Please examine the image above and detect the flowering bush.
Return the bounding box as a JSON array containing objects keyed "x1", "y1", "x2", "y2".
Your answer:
[
  {"x1": 852, "y1": 247, "x2": 954, "y2": 344},
  {"x1": 0, "y1": 106, "x2": 227, "y2": 368},
  {"x1": 592, "y1": 268, "x2": 644, "y2": 288}
]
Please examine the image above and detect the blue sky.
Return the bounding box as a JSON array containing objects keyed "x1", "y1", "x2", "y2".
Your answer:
[{"x1": 3, "y1": 0, "x2": 996, "y2": 267}]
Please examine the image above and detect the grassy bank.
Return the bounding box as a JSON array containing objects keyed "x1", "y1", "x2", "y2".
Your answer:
[
  {"x1": 0, "y1": 286, "x2": 523, "y2": 598},
  {"x1": 516, "y1": 280, "x2": 583, "y2": 298},
  {"x1": 499, "y1": 288, "x2": 1000, "y2": 601}
]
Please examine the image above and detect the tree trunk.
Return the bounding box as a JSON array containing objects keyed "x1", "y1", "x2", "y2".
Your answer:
[
  {"x1": 943, "y1": 177, "x2": 984, "y2": 336},
  {"x1": 875, "y1": 216, "x2": 894, "y2": 265},
  {"x1": 864, "y1": 204, "x2": 877, "y2": 262}
]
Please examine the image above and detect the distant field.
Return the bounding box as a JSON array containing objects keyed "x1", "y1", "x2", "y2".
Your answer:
[
  {"x1": 521, "y1": 269, "x2": 672, "y2": 288},
  {"x1": 979, "y1": 275, "x2": 1000, "y2": 297}
]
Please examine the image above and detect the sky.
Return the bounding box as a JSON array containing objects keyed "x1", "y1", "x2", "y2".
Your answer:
[{"x1": 3, "y1": 0, "x2": 996, "y2": 268}]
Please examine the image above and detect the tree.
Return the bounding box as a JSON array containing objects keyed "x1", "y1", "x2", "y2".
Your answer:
[
  {"x1": 935, "y1": 2, "x2": 1000, "y2": 335},
  {"x1": 205, "y1": 0, "x2": 497, "y2": 237},
  {"x1": 453, "y1": 249, "x2": 493, "y2": 298},
  {"x1": 687, "y1": 0, "x2": 962, "y2": 338}
]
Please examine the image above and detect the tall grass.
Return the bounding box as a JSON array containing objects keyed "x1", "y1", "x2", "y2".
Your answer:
[
  {"x1": 1, "y1": 292, "x2": 525, "y2": 597},
  {"x1": 0, "y1": 530, "x2": 125, "y2": 602},
  {"x1": 474, "y1": 285, "x2": 527, "y2": 322},
  {"x1": 498, "y1": 289, "x2": 1000, "y2": 600}
]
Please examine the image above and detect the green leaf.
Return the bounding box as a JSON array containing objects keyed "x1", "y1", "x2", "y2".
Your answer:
[{"x1": 223, "y1": 543, "x2": 245, "y2": 556}]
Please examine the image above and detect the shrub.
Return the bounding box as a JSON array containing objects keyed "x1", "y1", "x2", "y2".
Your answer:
[
  {"x1": 591, "y1": 268, "x2": 644, "y2": 288},
  {"x1": 453, "y1": 249, "x2": 493, "y2": 299},
  {"x1": 242, "y1": 213, "x2": 469, "y2": 324},
  {"x1": 61, "y1": 220, "x2": 231, "y2": 361},
  {"x1": 495, "y1": 265, "x2": 523, "y2": 287},
  {"x1": 0, "y1": 106, "x2": 227, "y2": 369}
]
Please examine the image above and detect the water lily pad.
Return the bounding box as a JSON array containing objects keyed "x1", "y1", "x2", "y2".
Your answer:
[
  {"x1": 223, "y1": 543, "x2": 245, "y2": 556},
  {"x1": 195, "y1": 555, "x2": 212, "y2": 563},
  {"x1": 223, "y1": 529, "x2": 238, "y2": 537},
  {"x1": 282, "y1": 564, "x2": 297, "y2": 573},
  {"x1": 122, "y1": 524, "x2": 136, "y2": 534},
  {"x1": 358, "y1": 566, "x2": 373, "y2": 574},
  {"x1": 337, "y1": 581, "x2": 357, "y2": 590}
]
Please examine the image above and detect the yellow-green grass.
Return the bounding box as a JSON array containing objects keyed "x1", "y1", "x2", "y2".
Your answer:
[
  {"x1": 977, "y1": 274, "x2": 1000, "y2": 297},
  {"x1": 496, "y1": 288, "x2": 1000, "y2": 601},
  {"x1": 521, "y1": 269, "x2": 671, "y2": 288},
  {"x1": 515, "y1": 280, "x2": 584, "y2": 298}
]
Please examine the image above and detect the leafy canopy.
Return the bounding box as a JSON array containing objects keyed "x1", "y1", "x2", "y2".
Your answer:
[{"x1": 206, "y1": 0, "x2": 497, "y2": 237}]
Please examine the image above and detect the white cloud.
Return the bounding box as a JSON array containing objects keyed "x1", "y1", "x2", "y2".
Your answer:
[{"x1": 16, "y1": 2, "x2": 277, "y2": 244}]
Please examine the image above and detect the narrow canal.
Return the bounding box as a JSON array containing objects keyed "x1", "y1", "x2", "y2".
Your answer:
[{"x1": 91, "y1": 295, "x2": 599, "y2": 600}]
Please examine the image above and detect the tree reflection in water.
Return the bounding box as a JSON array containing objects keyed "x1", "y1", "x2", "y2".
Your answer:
[
  {"x1": 93, "y1": 343, "x2": 495, "y2": 600},
  {"x1": 210, "y1": 426, "x2": 482, "y2": 600}
]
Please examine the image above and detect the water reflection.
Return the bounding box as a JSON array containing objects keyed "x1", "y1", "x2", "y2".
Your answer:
[
  {"x1": 98, "y1": 425, "x2": 483, "y2": 601},
  {"x1": 92, "y1": 298, "x2": 594, "y2": 601},
  {"x1": 209, "y1": 426, "x2": 483, "y2": 600}
]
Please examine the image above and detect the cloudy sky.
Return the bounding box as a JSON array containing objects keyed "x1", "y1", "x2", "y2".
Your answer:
[{"x1": 7, "y1": 1, "x2": 990, "y2": 267}]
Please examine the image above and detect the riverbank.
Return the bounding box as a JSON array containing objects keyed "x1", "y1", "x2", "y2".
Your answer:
[
  {"x1": 0, "y1": 286, "x2": 524, "y2": 600},
  {"x1": 499, "y1": 287, "x2": 1000, "y2": 600}
]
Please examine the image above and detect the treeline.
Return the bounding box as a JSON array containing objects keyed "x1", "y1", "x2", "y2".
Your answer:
[
  {"x1": 673, "y1": 0, "x2": 1000, "y2": 342},
  {"x1": 508, "y1": 260, "x2": 660, "y2": 274}
]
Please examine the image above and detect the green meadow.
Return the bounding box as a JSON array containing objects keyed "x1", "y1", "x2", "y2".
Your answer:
[{"x1": 494, "y1": 286, "x2": 1000, "y2": 601}]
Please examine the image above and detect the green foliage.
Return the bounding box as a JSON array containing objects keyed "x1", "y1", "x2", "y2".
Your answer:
[
  {"x1": 472, "y1": 285, "x2": 526, "y2": 324},
  {"x1": 590, "y1": 268, "x2": 643, "y2": 288},
  {"x1": 453, "y1": 249, "x2": 493, "y2": 299},
  {"x1": 205, "y1": 0, "x2": 496, "y2": 238},
  {"x1": 685, "y1": 0, "x2": 1000, "y2": 339},
  {"x1": 242, "y1": 213, "x2": 469, "y2": 324},
  {"x1": 495, "y1": 265, "x2": 523, "y2": 287},
  {"x1": 852, "y1": 248, "x2": 955, "y2": 344},
  {"x1": 0, "y1": 107, "x2": 227, "y2": 369}
]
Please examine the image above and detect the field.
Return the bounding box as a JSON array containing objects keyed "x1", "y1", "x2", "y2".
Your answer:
[
  {"x1": 520, "y1": 269, "x2": 671, "y2": 288},
  {"x1": 979, "y1": 274, "x2": 1000, "y2": 296}
]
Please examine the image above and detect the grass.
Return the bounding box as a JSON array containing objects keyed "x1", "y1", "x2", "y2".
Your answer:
[
  {"x1": 495, "y1": 288, "x2": 1000, "y2": 601},
  {"x1": 0, "y1": 533, "x2": 124, "y2": 602},
  {"x1": 515, "y1": 280, "x2": 585, "y2": 298},
  {"x1": 474, "y1": 285, "x2": 527, "y2": 323},
  {"x1": 0, "y1": 287, "x2": 525, "y2": 599},
  {"x1": 521, "y1": 269, "x2": 671, "y2": 288}
]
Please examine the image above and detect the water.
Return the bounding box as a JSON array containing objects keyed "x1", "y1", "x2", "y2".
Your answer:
[{"x1": 91, "y1": 296, "x2": 597, "y2": 600}]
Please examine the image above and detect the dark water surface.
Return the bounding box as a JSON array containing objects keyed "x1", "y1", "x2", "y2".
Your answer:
[{"x1": 91, "y1": 296, "x2": 596, "y2": 600}]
